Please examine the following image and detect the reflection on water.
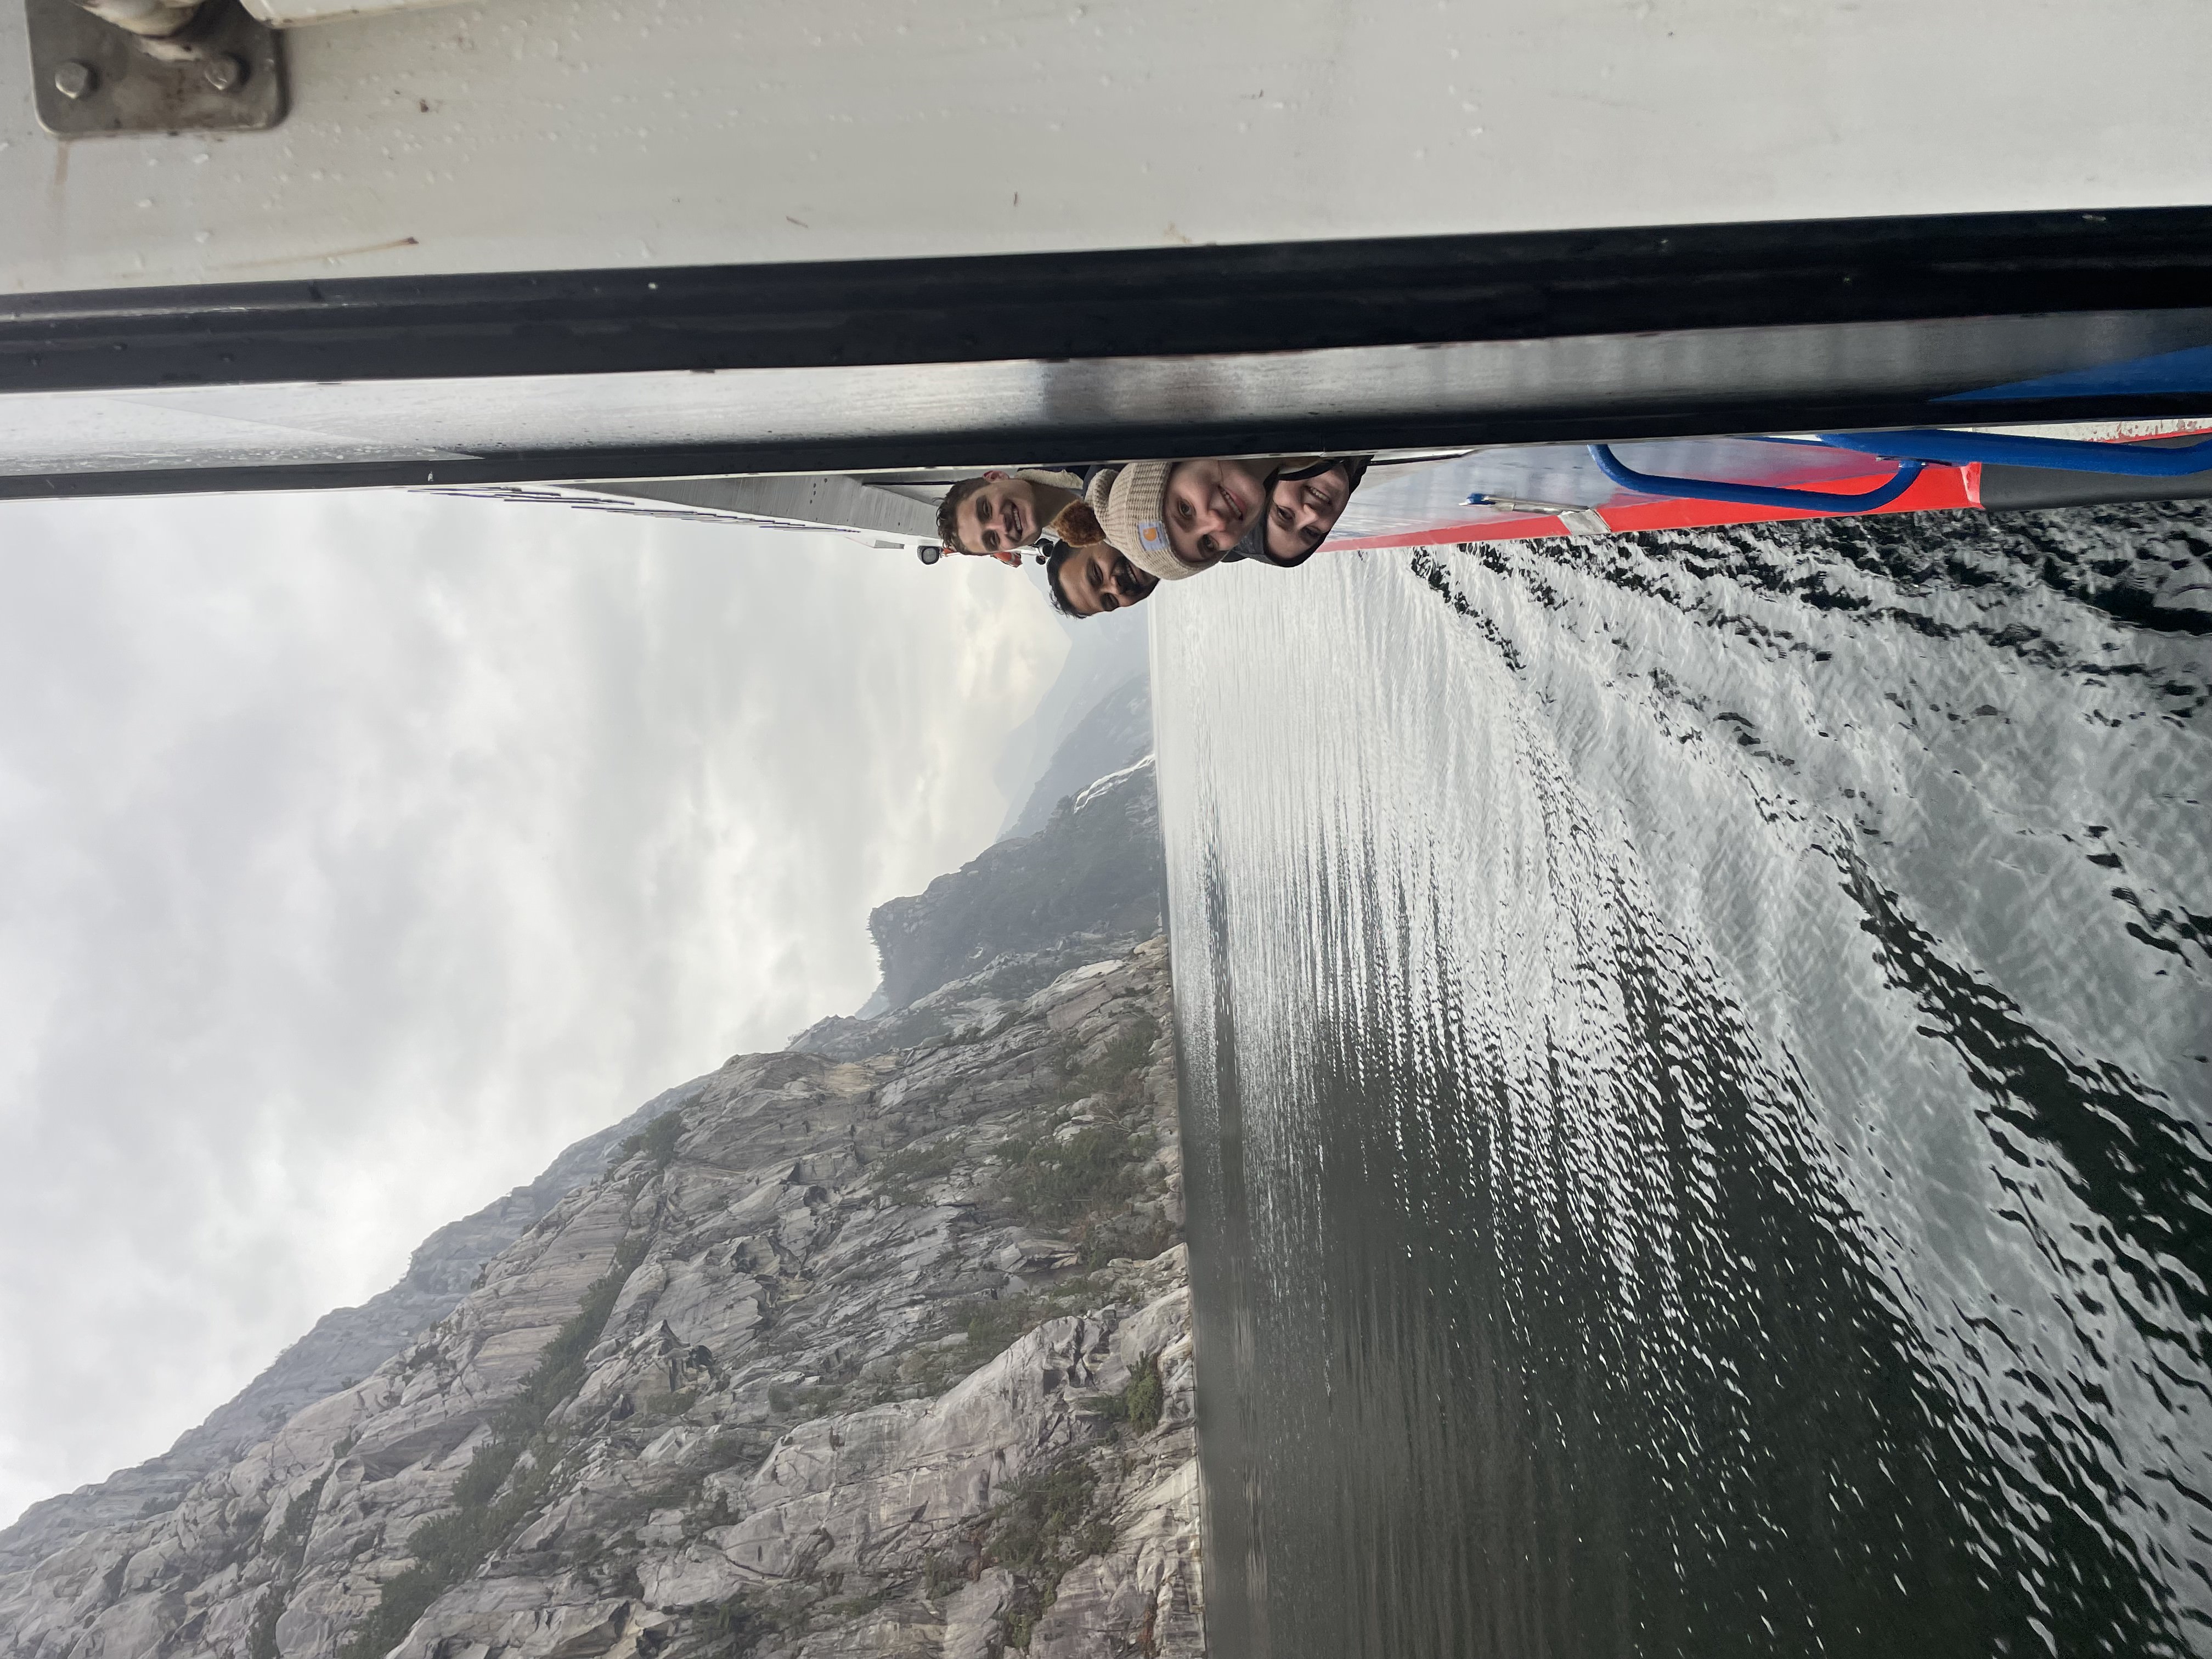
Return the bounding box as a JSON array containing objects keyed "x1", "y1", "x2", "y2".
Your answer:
[{"x1": 1153, "y1": 504, "x2": 2211, "y2": 1657}]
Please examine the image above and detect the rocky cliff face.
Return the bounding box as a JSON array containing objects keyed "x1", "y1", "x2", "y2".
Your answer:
[
  {"x1": 0, "y1": 941, "x2": 1199, "y2": 1659},
  {"x1": 865, "y1": 763, "x2": 1164, "y2": 1016}
]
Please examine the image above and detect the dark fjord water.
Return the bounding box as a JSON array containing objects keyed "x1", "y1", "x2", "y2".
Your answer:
[{"x1": 1153, "y1": 504, "x2": 2211, "y2": 1658}]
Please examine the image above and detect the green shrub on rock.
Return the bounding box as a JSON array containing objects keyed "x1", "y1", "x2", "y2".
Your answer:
[
  {"x1": 983, "y1": 1457, "x2": 1116, "y2": 1648},
  {"x1": 1102, "y1": 1353, "x2": 1164, "y2": 1437},
  {"x1": 867, "y1": 1137, "x2": 963, "y2": 1206},
  {"x1": 995, "y1": 1126, "x2": 1147, "y2": 1227},
  {"x1": 614, "y1": 1112, "x2": 685, "y2": 1173}
]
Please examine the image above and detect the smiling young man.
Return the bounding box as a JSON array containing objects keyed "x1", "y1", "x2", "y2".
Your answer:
[
  {"x1": 1044, "y1": 539, "x2": 1159, "y2": 618},
  {"x1": 934, "y1": 469, "x2": 1087, "y2": 562}
]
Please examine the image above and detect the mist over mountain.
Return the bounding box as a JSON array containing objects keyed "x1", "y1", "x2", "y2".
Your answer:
[
  {"x1": 861, "y1": 761, "x2": 1163, "y2": 1018},
  {"x1": 1001, "y1": 674, "x2": 1152, "y2": 845},
  {"x1": 860, "y1": 651, "x2": 1158, "y2": 1022},
  {"x1": 991, "y1": 617, "x2": 1149, "y2": 844},
  {"x1": 823, "y1": 648, "x2": 1158, "y2": 1034}
]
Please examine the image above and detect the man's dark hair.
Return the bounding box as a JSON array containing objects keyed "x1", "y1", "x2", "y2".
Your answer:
[
  {"x1": 1043, "y1": 543, "x2": 1085, "y2": 619},
  {"x1": 935, "y1": 477, "x2": 990, "y2": 554}
]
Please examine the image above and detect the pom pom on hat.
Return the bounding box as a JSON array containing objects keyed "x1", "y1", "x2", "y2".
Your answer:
[{"x1": 1046, "y1": 498, "x2": 1106, "y2": 548}]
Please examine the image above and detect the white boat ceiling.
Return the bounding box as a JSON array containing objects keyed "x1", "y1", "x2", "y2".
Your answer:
[{"x1": 3, "y1": 0, "x2": 2209, "y2": 294}]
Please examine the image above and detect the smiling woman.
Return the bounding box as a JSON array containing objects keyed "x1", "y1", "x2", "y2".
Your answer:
[
  {"x1": 1257, "y1": 458, "x2": 1369, "y2": 566},
  {"x1": 1161, "y1": 459, "x2": 1274, "y2": 567},
  {"x1": 0, "y1": 488, "x2": 1066, "y2": 1529},
  {"x1": 1083, "y1": 459, "x2": 1271, "y2": 586}
]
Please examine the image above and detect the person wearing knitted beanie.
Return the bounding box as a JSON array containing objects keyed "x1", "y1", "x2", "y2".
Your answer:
[{"x1": 1091, "y1": 456, "x2": 1278, "y2": 583}]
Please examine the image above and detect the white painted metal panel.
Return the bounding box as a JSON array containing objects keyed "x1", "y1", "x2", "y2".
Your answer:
[
  {"x1": 2, "y1": 0, "x2": 2208, "y2": 294},
  {"x1": 585, "y1": 475, "x2": 940, "y2": 542}
]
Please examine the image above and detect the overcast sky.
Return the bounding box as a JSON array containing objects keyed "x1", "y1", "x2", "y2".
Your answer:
[{"x1": 0, "y1": 488, "x2": 1071, "y2": 1528}]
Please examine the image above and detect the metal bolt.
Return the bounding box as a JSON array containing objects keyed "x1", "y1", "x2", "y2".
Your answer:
[
  {"x1": 53, "y1": 60, "x2": 97, "y2": 100},
  {"x1": 202, "y1": 54, "x2": 246, "y2": 94}
]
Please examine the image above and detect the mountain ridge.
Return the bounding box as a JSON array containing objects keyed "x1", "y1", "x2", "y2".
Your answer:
[
  {"x1": 0, "y1": 1085, "x2": 701, "y2": 1576},
  {"x1": 0, "y1": 941, "x2": 1198, "y2": 1659}
]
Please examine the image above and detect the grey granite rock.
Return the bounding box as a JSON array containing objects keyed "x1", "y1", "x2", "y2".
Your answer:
[{"x1": 0, "y1": 939, "x2": 1200, "y2": 1659}]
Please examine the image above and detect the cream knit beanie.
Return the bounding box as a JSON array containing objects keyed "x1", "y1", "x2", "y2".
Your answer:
[{"x1": 1091, "y1": 461, "x2": 1209, "y2": 583}]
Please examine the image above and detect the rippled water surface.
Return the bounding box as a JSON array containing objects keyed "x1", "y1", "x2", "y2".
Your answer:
[{"x1": 1153, "y1": 504, "x2": 2212, "y2": 1658}]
